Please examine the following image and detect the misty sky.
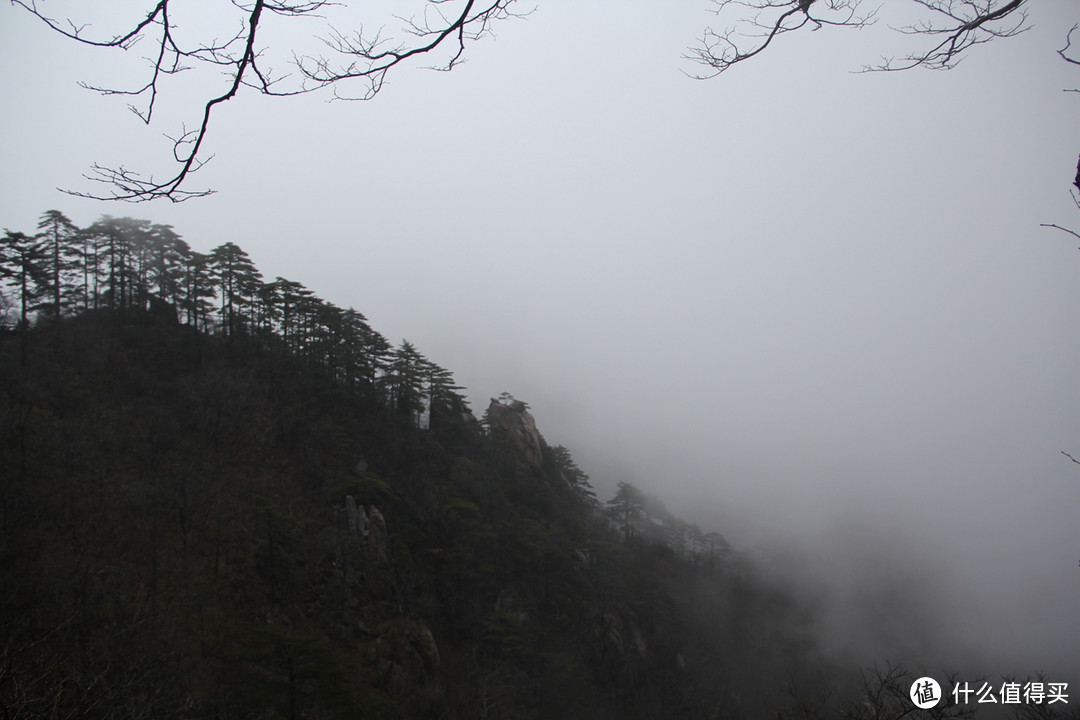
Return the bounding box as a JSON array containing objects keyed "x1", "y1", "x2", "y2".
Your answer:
[{"x1": 2, "y1": 0, "x2": 1078, "y2": 682}]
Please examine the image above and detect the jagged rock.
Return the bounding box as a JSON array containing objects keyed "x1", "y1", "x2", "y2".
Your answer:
[
  {"x1": 485, "y1": 398, "x2": 544, "y2": 468},
  {"x1": 358, "y1": 505, "x2": 369, "y2": 537},
  {"x1": 574, "y1": 548, "x2": 595, "y2": 567},
  {"x1": 409, "y1": 622, "x2": 441, "y2": 673},
  {"x1": 368, "y1": 505, "x2": 386, "y2": 535},
  {"x1": 367, "y1": 505, "x2": 388, "y2": 565},
  {"x1": 345, "y1": 496, "x2": 371, "y2": 538},
  {"x1": 346, "y1": 495, "x2": 359, "y2": 535},
  {"x1": 599, "y1": 609, "x2": 648, "y2": 659},
  {"x1": 353, "y1": 458, "x2": 368, "y2": 475}
]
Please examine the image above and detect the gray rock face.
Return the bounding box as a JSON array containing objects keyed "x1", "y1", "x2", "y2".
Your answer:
[
  {"x1": 485, "y1": 398, "x2": 544, "y2": 468},
  {"x1": 345, "y1": 496, "x2": 382, "y2": 568},
  {"x1": 346, "y1": 495, "x2": 359, "y2": 535},
  {"x1": 601, "y1": 609, "x2": 648, "y2": 659},
  {"x1": 367, "y1": 505, "x2": 388, "y2": 565},
  {"x1": 345, "y1": 495, "x2": 371, "y2": 537}
]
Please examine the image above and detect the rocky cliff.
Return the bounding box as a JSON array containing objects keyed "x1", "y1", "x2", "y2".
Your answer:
[{"x1": 484, "y1": 396, "x2": 544, "y2": 468}]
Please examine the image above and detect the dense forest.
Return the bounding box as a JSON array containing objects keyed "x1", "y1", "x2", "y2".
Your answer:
[{"x1": 1, "y1": 211, "x2": 1074, "y2": 719}]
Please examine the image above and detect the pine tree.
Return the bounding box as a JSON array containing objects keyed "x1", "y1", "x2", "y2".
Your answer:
[
  {"x1": 424, "y1": 360, "x2": 469, "y2": 430},
  {"x1": 337, "y1": 307, "x2": 377, "y2": 390},
  {"x1": 209, "y1": 242, "x2": 261, "y2": 338},
  {"x1": 309, "y1": 300, "x2": 345, "y2": 374},
  {"x1": 384, "y1": 341, "x2": 428, "y2": 424},
  {"x1": 265, "y1": 277, "x2": 313, "y2": 355},
  {"x1": 550, "y1": 445, "x2": 598, "y2": 507},
  {"x1": 147, "y1": 224, "x2": 191, "y2": 312},
  {"x1": 253, "y1": 280, "x2": 280, "y2": 341},
  {"x1": 85, "y1": 216, "x2": 151, "y2": 311},
  {"x1": 702, "y1": 531, "x2": 731, "y2": 568},
  {"x1": 353, "y1": 313, "x2": 391, "y2": 397},
  {"x1": 0, "y1": 230, "x2": 48, "y2": 362},
  {"x1": 607, "y1": 481, "x2": 646, "y2": 542},
  {"x1": 180, "y1": 250, "x2": 216, "y2": 331},
  {"x1": 0, "y1": 229, "x2": 48, "y2": 328},
  {"x1": 293, "y1": 290, "x2": 325, "y2": 363},
  {"x1": 34, "y1": 210, "x2": 79, "y2": 320},
  {"x1": 128, "y1": 220, "x2": 159, "y2": 312}
]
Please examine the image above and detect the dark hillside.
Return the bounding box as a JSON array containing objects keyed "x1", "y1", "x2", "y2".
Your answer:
[
  {"x1": 1, "y1": 207, "x2": 1039, "y2": 718},
  {"x1": 0, "y1": 311, "x2": 847, "y2": 720}
]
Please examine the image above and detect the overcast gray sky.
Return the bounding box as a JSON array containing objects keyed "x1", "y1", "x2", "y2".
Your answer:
[{"x1": 2, "y1": 0, "x2": 1078, "y2": 682}]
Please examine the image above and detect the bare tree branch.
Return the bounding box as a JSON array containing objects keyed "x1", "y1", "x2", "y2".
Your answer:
[
  {"x1": 10, "y1": 0, "x2": 169, "y2": 48},
  {"x1": 11, "y1": 0, "x2": 522, "y2": 202},
  {"x1": 868, "y1": 0, "x2": 1028, "y2": 72},
  {"x1": 686, "y1": 0, "x2": 875, "y2": 78},
  {"x1": 1059, "y1": 23, "x2": 1080, "y2": 67},
  {"x1": 1039, "y1": 153, "x2": 1080, "y2": 242},
  {"x1": 686, "y1": 0, "x2": 1029, "y2": 77},
  {"x1": 1040, "y1": 223, "x2": 1080, "y2": 245},
  {"x1": 294, "y1": 0, "x2": 527, "y2": 101}
]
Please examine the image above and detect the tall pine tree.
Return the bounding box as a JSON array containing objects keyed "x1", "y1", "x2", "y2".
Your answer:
[
  {"x1": 209, "y1": 242, "x2": 261, "y2": 338},
  {"x1": 34, "y1": 210, "x2": 79, "y2": 320}
]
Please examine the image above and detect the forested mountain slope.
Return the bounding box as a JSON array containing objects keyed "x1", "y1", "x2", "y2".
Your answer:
[{"x1": 3, "y1": 211, "x2": 1059, "y2": 720}]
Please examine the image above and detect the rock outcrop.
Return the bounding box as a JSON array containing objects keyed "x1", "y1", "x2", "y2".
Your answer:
[
  {"x1": 344, "y1": 496, "x2": 388, "y2": 565},
  {"x1": 367, "y1": 505, "x2": 389, "y2": 565},
  {"x1": 485, "y1": 397, "x2": 544, "y2": 468}
]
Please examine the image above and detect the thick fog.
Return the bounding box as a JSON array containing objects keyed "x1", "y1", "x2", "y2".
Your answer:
[{"x1": 2, "y1": 0, "x2": 1077, "y2": 684}]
